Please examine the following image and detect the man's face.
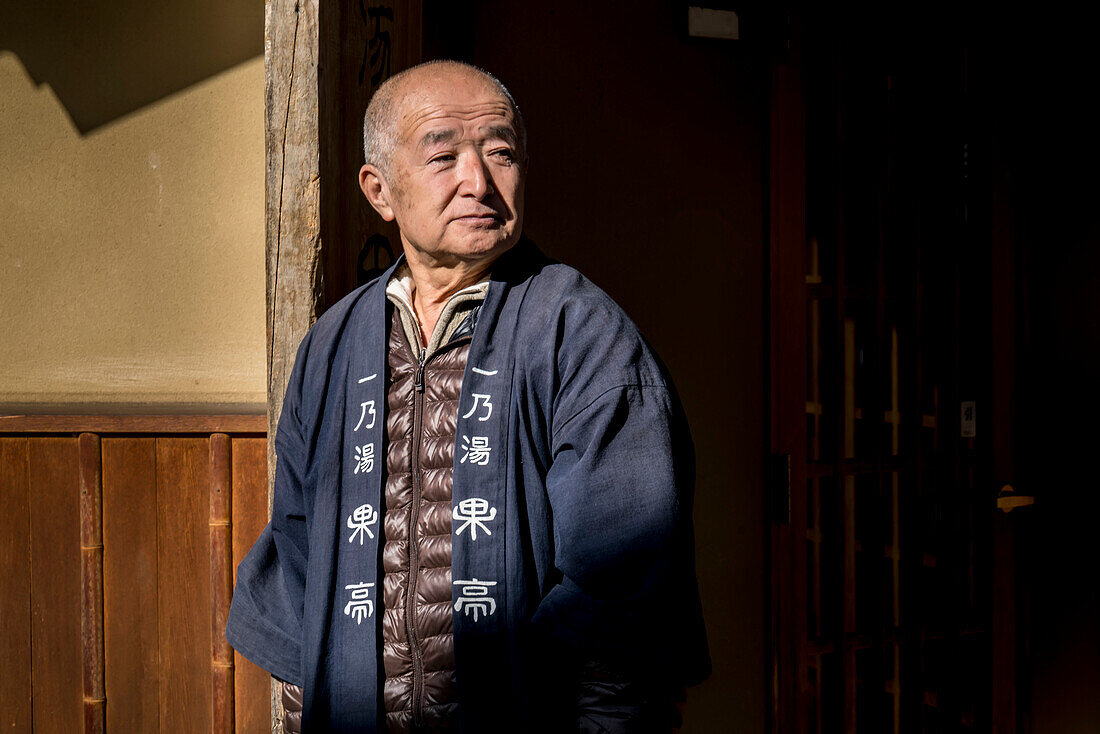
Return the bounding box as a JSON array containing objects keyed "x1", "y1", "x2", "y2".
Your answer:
[{"x1": 364, "y1": 72, "x2": 526, "y2": 267}]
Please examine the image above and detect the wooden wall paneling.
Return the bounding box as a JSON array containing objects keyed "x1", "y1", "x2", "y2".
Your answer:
[
  {"x1": 0, "y1": 438, "x2": 32, "y2": 731},
  {"x1": 102, "y1": 437, "x2": 160, "y2": 733},
  {"x1": 210, "y1": 434, "x2": 235, "y2": 733},
  {"x1": 232, "y1": 436, "x2": 272, "y2": 734},
  {"x1": 29, "y1": 436, "x2": 83, "y2": 733},
  {"x1": 2, "y1": 424, "x2": 270, "y2": 731},
  {"x1": 78, "y1": 433, "x2": 106, "y2": 733},
  {"x1": 157, "y1": 437, "x2": 212, "y2": 732}
]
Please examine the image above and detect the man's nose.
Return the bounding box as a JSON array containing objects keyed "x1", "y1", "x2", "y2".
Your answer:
[{"x1": 457, "y1": 152, "x2": 495, "y2": 199}]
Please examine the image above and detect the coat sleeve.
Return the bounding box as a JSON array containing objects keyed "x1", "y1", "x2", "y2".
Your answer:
[
  {"x1": 530, "y1": 379, "x2": 710, "y2": 688},
  {"x1": 225, "y1": 341, "x2": 312, "y2": 686}
]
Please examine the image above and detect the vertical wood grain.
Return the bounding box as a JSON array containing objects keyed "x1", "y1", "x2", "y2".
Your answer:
[
  {"x1": 232, "y1": 436, "x2": 272, "y2": 734},
  {"x1": 210, "y1": 433, "x2": 235, "y2": 734},
  {"x1": 0, "y1": 438, "x2": 32, "y2": 731},
  {"x1": 157, "y1": 437, "x2": 212, "y2": 733},
  {"x1": 29, "y1": 437, "x2": 83, "y2": 733},
  {"x1": 78, "y1": 433, "x2": 106, "y2": 733},
  {"x1": 102, "y1": 437, "x2": 159, "y2": 732},
  {"x1": 266, "y1": 0, "x2": 324, "y2": 513}
]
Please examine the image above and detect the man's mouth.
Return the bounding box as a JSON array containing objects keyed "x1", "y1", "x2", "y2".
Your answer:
[{"x1": 454, "y1": 213, "x2": 504, "y2": 225}]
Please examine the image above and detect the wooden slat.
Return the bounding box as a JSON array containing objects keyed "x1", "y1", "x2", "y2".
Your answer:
[
  {"x1": 830, "y1": 46, "x2": 853, "y2": 733},
  {"x1": 210, "y1": 434, "x2": 235, "y2": 734},
  {"x1": 157, "y1": 438, "x2": 212, "y2": 732},
  {"x1": 29, "y1": 437, "x2": 83, "y2": 733},
  {"x1": 842, "y1": 318, "x2": 857, "y2": 733},
  {"x1": 103, "y1": 437, "x2": 159, "y2": 732},
  {"x1": 232, "y1": 436, "x2": 272, "y2": 734},
  {"x1": 78, "y1": 433, "x2": 106, "y2": 733},
  {"x1": 0, "y1": 414, "x2": 266, "y2": 434},
  {"x1": 0, "y1": 438, "x2": 32, "y2": 731}
]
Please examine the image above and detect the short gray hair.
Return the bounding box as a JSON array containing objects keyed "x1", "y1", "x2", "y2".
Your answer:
[{"x1": 362, "y1": 60, "x2": 526, "y2": 176}]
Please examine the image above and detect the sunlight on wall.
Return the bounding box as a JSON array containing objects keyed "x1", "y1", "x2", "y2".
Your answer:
[{"x1": 0, "y1": 52, "x2": 265, "y2": 408}]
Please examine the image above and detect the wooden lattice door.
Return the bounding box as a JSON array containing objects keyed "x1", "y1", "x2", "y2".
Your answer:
[{"x1": 768, "y1": 8, "x2": 1022, "y2": 734}]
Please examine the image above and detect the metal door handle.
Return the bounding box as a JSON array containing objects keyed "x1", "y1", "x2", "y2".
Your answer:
[{"x1": 996, "y1": 485, "x2": 1035, "y2": 513}]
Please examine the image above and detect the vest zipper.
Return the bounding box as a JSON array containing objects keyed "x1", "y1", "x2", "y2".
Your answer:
[
  {"x1": 413, "y1": 351, "x2": 425, "y2": 393},
  {"x1": 400, "y1": 331, "x2": 472, "y2": 728},
  {"x1": 408, "y1": 349, "x2": 427, "y2": 727}
]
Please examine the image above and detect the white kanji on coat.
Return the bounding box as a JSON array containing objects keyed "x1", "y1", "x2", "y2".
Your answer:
[
  {"x1": 343, "y1": 582, "x2": 375, "y2": 624},
  {"x1": 453, "y1": 497, "x2": 496, "y2": 540},
  {"x1": 462, "y1": 393, "x2": 493, "y2": 421},
  {"x1": 347, "y1": 503, "x2": 378, "y2": 544},
  {"x1": 453, "y1": 578, "x2": 497, "y2": 622},
  {"x1": 353, "y1": 443, "x2": 375, "y2": 474},
  {"x1": 354, "y1": 400, "x2": 376, "y2": 431},
  {"x1": 460, "y1": 435, "x2": 491, "y2": 466}
]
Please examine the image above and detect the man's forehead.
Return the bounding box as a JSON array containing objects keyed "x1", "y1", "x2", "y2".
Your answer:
[
  {"x1": 399, "y1": 98, "x2": 517, "y2": 146},
  {"x1": 393, "y1": 71, "x2": 514, "y2": 132}
]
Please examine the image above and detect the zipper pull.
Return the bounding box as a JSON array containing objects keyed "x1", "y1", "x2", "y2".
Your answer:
[{"x1": 414, "y1": 351, "x2": 426, "y2": 393}]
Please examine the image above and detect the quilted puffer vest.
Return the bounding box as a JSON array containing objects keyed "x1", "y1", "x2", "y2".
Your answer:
[{"x1": 382, "y1": 303, "x2": 474, "y2": 733}]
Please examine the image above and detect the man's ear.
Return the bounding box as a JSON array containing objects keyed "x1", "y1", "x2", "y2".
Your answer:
[{"x1": 359, "y1": 164, "x2": 396, "y2": 222}]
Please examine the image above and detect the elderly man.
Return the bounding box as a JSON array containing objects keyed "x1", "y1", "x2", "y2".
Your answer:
[{"x1": 228, "y1": 60, "x2": 709, "y2": 733}]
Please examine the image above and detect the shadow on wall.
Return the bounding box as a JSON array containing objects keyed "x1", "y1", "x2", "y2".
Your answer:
[
  {"x1": 0, "y1": 0, "x2": 262, "y2": 132},
  {"x1": 0, "y1": 51, "x2": 267, "y2": 408}
]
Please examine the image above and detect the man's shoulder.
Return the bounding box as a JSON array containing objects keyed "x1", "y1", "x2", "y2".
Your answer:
[
  {"x1": 295, "y1": 276, "x2": 383, "y2": 355},
  {"x1": 518, "y1": 257, "x2": 639, "y2": 336},
  {"x1": 280, "y1": 276, "x2": 387, "y2": 401},
  {"x1": 515, "y1": 253, "x2": 670, "y2": 393}
]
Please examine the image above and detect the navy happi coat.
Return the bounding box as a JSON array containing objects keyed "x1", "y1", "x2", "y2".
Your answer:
[{"x1": 227, "y1": 240, "x2": 710, "y2": 731}]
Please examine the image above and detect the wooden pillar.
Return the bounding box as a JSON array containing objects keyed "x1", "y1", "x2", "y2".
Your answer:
[
  {"x1": 265, "y1": 0, "x2": 422, "y2": 728},
  {"x1": 78, "y1": 432, "x2": 106, "y2": 734}
]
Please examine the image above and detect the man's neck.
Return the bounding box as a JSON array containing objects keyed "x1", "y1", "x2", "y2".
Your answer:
[{"x1": 401, "y1": 246, "x2": 498, "y2": 345}]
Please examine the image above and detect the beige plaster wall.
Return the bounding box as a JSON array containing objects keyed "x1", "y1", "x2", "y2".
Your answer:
[{"x1": 0, "y1": 52, "x2": 265, "y2": 409}]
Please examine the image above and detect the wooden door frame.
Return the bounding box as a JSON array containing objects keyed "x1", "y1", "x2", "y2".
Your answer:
[
  {"x1": 990, "y1": 100, "x2": 1027, "y2": 734},
  {"x1": 766, "y1": 5, "x2": 807, "y2": 733}
]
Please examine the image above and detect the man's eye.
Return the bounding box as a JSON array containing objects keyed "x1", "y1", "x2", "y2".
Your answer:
[
  {"x1": 430, "y1": 154, "x2": 455, "y2": 164},
  {"x1": 490, "y1": 149, "x2": 515, "y2": 163}
]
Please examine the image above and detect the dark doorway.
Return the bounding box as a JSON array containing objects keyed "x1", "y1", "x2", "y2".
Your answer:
[{"x1": 768, "y1": 6, "x2": 1041, "y2": 732}]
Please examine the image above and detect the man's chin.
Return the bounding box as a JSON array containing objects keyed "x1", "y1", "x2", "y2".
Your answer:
[
  {"x1": 448, "y1": 231, "x2": 519, "y2": 260},
  {"x1": 402, "y1": 227, "x2": 521, "y2": 266}
]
